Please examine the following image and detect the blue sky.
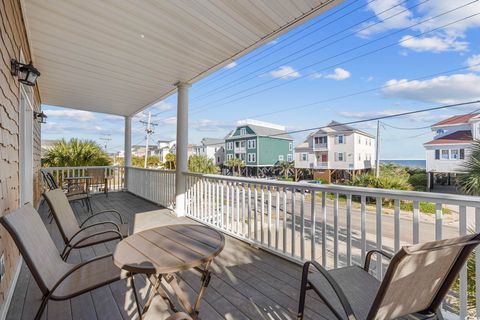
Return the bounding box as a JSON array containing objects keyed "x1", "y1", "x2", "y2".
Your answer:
[{"x1": 42, "y1": 0, "x2": 480, "y2": 159}]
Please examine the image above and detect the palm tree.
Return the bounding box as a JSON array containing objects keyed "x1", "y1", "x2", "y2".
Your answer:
[
  {"x1": 188, "y1": 155, "x2": 219, "y2": 174},
  {"x1": 459, "y1": 140, "x2": 480, "y2": 195},
  {"x1": 42, "y1": 138, "x2": 111, "y2": 167},
  {"x1": 132, "y1": 155, "x2": 161, "y2": 168},
  {"x1": 226, "y1": 158, "x2": 245, "y2": 176},
  {"x1": 276, "y1": 160, "x2": 293, "y2": 180},
  {"x1": 164, "y1": 153, "x2": 176, "y2": 170}
]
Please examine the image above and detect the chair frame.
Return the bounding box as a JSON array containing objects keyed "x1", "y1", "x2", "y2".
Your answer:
[{"x1": 298, "y1": 238, "x2": 480, "y2": 320}]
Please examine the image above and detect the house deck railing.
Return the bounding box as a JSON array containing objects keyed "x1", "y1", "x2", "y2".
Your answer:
[{"x1": 184, "y1": 172, "x2": 480, "y2": 319}]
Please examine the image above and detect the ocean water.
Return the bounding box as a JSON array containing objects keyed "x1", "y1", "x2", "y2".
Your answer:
[{"x1": 380, "y1": 159, "x2": 426, "y2": 169}]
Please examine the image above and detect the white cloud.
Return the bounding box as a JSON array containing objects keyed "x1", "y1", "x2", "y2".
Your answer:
[
  {"x1": 191, "y1": 119, "x2": 232, "y2": 132},
  {"x1": 269, "y1": 66, "x2": 300, "y2": 79},
  {"x1": 466, "y1": 54, "x2": 480, "y2": 72},
  {"x1": 157, "y1": 117, "x2": 177, "y2": 125},
  {"x1": 309, "y1": 72, "x2": 323, "y2": 79},
  {"x1": 360, "y1": 1, "x2": 480, "y2": 52},
  {"x1": 324, "y1": 68, "x2": 351, "y2": 81},
  {"x1": 382, "y1": 73, "x2": 480, "y2": 104},
  {"x1": 45, "y1": 109, "x2": 94, "y2": 122},
  {"x1": 399, "y1": 35, "x2": 468, "y2": 53},
  {"x1": 152, "y1": 101, "x2": 174, "y2": 111},
  {"x1": 224, "y1": 61, "x2": 237, "y2": 69}
]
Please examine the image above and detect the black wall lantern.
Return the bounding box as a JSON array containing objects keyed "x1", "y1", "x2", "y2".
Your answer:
[
  {"x1": 33, "y1": 111, "x2": 47, "y2": 124},
  {"x1": 11, "y1": 59, "x2": 41, "y2": 86}
]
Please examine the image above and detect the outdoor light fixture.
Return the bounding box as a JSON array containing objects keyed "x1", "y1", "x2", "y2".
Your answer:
[
  {"x1": 33, "y1": 111, "x2": 47, "y2": 124},
  {"x1": 10, "y1": 59, "x2": 40, "y2": 86}
]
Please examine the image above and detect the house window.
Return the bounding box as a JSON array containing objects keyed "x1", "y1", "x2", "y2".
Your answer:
[
  {"x1": 248, "y1": 139, "x2": 256, "y2": 149},
  {"x1": 279, "y1": 155, "x2": 284, "y2": 161},
  {"x1": 435, "y1": 149, "x2": 440, "y2": 160},
  {"x1": 240, "y1": 127, "x2": 247, "y2": 136},
  {"x1": 240, "y1": 141, "x2": 246, "y2": 148},
  {"x1": 441, "y1": 150, "x2": 449, "y2": 160},
  {"x1": 314, "y1": 136, "x2": 327, "y2": 144},
  {"x1": 247, "y1": 153, "x2": 256, "y2": 162},
  {"x1": 287, "y1": 154, "x2": 293, "y2": 162},
  {"x1": 451, "y1": 149, "x2": 459, "y2": 160},
  {"x1": 460, "y1": 149, "x2": 465, "y2": 159},
  {"x1": 335, "y1": 152, "x2": 346, "y2": 161},
  {"x1": 358, "y1": 154, "x2": 361, "y2": 161},
  {"x1": 301, "y1": 153, "x2": 308, "y2": 161},
  {"x1": 227, "y1": 142, "x2": 233, "y2": 150},
  {"x1": 358, "y1": 136, "x2": 361, "y2": 144},
  {"x1": 235, "y1": 141, "x2": 240, "y2": 148},
  {"x1": 335, "y1": 135, "x2": 345, "y2": 144},
  {"x1": 227, "y1": 154, "x2": 233, "y2": 160},
  {"x1": 289, "y1": 142, "x2": 293, "y2": 151}
]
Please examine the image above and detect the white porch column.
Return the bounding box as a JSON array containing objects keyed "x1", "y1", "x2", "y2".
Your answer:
[
  {"x1": 175, "y1": 82, "x2": 190, "y2": 216},
  {"x1": 124, "y1": 116, "x2": 132, "y2": 190}
]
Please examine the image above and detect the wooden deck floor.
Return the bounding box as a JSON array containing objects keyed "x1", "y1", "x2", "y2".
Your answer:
[{"x1": 6, "y1": 192, "x2": 334, "y2": 320}]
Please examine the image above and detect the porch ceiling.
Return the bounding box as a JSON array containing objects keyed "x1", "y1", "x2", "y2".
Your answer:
[{"x1": 23, "y1": 0, "x2": 342, "y2": 116}]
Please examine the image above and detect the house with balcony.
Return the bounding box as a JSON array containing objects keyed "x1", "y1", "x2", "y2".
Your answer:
[
  {"x1": 0, "y1": 1, "x2": 478, "y2": 319},
  {"x1": 194, "y1": 138, "x2": 225, "y2": 166},
  {"x1": 295, "y1": 121, "x2": 376, "y2": 182},
  {"x1": 424, "y1": 113, "x2": 480, "y2": 189},
  {"x1": 225, "y1": 120, "x2": 294, "y2": 176}
]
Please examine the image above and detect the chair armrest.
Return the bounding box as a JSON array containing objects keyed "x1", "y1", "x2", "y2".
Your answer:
[
  {"x1": 68, "y1": 229, "x2": 123, "y2": 249},
  {"x1": 165, "y1": 312, "x2": 193, "y2": 320},
  {"x1": 364, "y1": 249, "x2": 393, "y2": 272},
  {"x1": 80, "y1": 209, "x2": 124, "y2": 227},
  {"x1": 306, "y1": 261, "x2": 357, "y2": 320},
  {"x1": 50, "y1": 253, "x2": 115, "y2": 295},
  {"x1": 68, "y1": 222, "x2": 121, "y2": 245}
]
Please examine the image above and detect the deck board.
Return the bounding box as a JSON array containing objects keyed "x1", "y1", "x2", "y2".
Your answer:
[{"x1": 6, "y1": 192, "x2": 328, "y2": 320}]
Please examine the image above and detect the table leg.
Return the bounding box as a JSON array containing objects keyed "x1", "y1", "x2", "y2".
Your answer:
[
  {"x1": 128, "y1": 273, "x2": 143, "y2": 318},
  {"x1": 192, "y1": 261, "x2": 213, "y2": 319}
]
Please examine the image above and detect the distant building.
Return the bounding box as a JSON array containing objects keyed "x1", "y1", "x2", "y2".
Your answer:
[
  {"x1": 424, "y1": 113, "x2": 480, "y2": 189},
  {"x1": 194, "y1": 138, "x2": 225, "y2": 165},
  {"x1": 294, "y1": 121, "x2": 375, "y2": 182},
  {"x1": 225, "y1": 119, "x2": 293, "y2": 176},
  {"x1": 131, "y1": 145, "x2": 160, "y2": 157},
  {"x1": 157, "y1": 139, "x2": 176, "y2": 162}
]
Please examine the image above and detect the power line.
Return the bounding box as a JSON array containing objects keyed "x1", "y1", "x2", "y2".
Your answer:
[
  {"x1": 193, "y1": 0, "x2": 425, "y2": 102},
  {"x1": 191, "y1": 5, "x2": 479, "y2": 114},
  {"x1": 195, "y1": 0, "x2": 367, "y2": 88}
]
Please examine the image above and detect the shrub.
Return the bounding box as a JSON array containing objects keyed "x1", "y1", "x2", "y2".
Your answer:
[{"x1": 408, "y1": 173, "x2": 428, "y2": 191}]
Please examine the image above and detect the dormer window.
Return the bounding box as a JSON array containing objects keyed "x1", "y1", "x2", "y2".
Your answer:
[
  {"x1": 240, "y1": 127, "x2": 247, "y2": 136},
  {"x1": 436, "y1": 129, "x2": 445, "y2": 135}
]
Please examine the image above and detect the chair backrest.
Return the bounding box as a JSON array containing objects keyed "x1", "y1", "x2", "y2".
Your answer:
[
  {"x1": 0, "y1": 205, "x2": 71, "y2": 294},
  {"x1": 369, "y1": 233, "x2": 480, "y2": 319},
  {"x1": 43, "y1": 189, "x2": 81, "y2": 243},
  {"x1": 87, "y1": 168, "x2": 106, "y2": 184},
  {"x1": 41, "y1": 170, "x2": 58, "y2": 190}
]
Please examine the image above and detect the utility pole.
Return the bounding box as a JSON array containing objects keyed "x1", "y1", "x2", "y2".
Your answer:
[
  {"x1": 99, "y1": 134, "x2": 112, "y2": 150},
  {"x1": 140, "y1": 112, "x2": 157, "y2": 168},
  {"x1": 375, "y1": 120, "x2": 380, "y2": 177}
]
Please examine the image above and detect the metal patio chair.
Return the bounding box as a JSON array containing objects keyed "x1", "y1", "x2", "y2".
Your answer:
[
  {"x1": 43, "y1": 188, "x2": 129, "y2": 260},
  {"x1": 298, "y1": 234, "x2": 480, "y2": 320}
]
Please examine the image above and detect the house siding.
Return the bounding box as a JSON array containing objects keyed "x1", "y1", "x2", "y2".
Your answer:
[
  {"x1": 257, "y1": 137, "x2": 292, "y2": 166},
  {"x1": 0, "y1": 0, "x2": 42, "y2": 307}
]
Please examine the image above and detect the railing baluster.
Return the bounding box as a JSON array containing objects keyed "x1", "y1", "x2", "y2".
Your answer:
[
  {"x1": 346, "y1": 194, "x2": 352, "y2": 266},
  {"x1": 268, "y1": 186, "x2": 272, "y2": 247},
  {"x1": 247, "y1": 184, "x2": 251, "y2": 238},
  {"x1": 334, "y1": 193, "x2": 339, "y2": 268},
  {"x1": 236, "y1": 184, "x2": 240, "y2": 234},
  {"x1": 283, "y1": 187, "x2": 287, "y2": 254},
  {"x1": 220, "y1": 181, "x2": 224, "y2": 229},
  {"x1": 435, "y1": 203, "x2": 442, "y2": 241},
  {"x1": 376, "y1": 197, "x2": 382, "y2": 279},
  {"x1": 226, "y1": 182, "x2": 230, "y2": 230},
  {"x1": 254, "y1": 186, "x2": 258, "y2": 242},
  {"x1": 300, "y1": 189, "x2": 305, "y2": 261},
  {"x1": 276, "y1": 187, "x2": 280, "y2": 251},
  {"x1": 261, "y1": 186, "x2": 265, "y2": 245},
  {"x1": 231, "y1": 182, "x2": 235, "y2": 231},
  {"x1": 412, "y1": 200, "x2": 419, "y2": 244},
  {"x1": 311, "y1": 190, "x2": 316, "y2": 262},
  {"x1": 322, "y1": 192, "x2": 327, "y2": 267},
  {"x1": 291, "y1": 189, "x2": 296, "y2": 258},
  {"x1": 394, "y1": 198, "x2": 400, "y2": 252},
  {"x1": 459, "y1": 205, "x2": 467, "y2": 320},
  {"x1": 242, "y1": 185, "x2": 245, "y2": 235}
]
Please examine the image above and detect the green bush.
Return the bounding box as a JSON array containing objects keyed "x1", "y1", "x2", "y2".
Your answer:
[
  {"x1": 315, "y1": 178, "x2": 328, "y2": 184},
  {"x1": 399, "y1": 201, "x2": 451, "y2": 214},
  {"x1": 408, "y1": 173, "x2": 428, "y2": 191}
]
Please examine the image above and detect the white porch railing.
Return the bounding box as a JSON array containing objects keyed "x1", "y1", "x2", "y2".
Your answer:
[
  {"x1": 126, "y1": 166, "x2": 176, "y2": 208},
  {"x1": 184, "y1": 172, "x2": 480, "y2": 319},
  {"x1": 41, "y1": 166, "x2": 125, "y2": 193}
]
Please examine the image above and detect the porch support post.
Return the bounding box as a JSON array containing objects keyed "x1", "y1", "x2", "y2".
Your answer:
[
  {"x1": 175, "y1": 82, "x2": 191, "y2": 216},
  {"x1": 124, "y1": 116, "x2": 132, "y2": 190}
]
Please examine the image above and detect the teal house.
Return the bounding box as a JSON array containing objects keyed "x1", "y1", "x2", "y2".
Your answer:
[{"x1": 225, "y1": 119, "x2": 294, "y2": 176}]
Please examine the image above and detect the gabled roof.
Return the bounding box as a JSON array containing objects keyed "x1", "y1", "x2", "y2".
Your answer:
[
  {"x1": 432, "y1": 113, "x2": 480, "y2": 127},
  {"x1": 225, "y1": 123, "x2": 293, "y2": 140},
  {"x1": 424, "y1": 130, "x2": 473, "y2": 145},
  {"x1": 201, "y1": 138, "x2": 224, "y2": 147},
  {"x1": 313, "y1": 121, "x2": 375, "y2": 138}
]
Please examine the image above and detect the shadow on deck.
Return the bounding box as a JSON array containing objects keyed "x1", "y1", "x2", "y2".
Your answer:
[{"x1": 6, "y1": 192, "x2": 333, "y2": 320}]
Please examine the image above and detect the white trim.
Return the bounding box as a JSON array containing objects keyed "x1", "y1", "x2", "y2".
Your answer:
[{"x1": 0, "y1": 257, "x2": 22, "y2": 320}]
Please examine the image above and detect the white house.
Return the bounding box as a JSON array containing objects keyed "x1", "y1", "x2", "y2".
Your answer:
[
  {"x1": 194, "y1": 138, "x2": 225, "y2": 165},
  {"x1": 424, "y1": 113, "x2": 480, "y2": 189},
  {"x1": 295, "y1": 121, "x2": 376, "y2": 182},
  {"x1": 157, "y1": 139, "x2": 176, "y2": 162}
]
